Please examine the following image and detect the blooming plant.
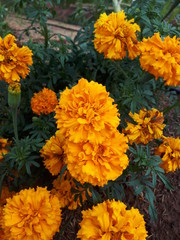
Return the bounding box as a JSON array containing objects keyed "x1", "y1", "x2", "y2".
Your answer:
[{"x1": 0, "y1": 0, "x2": 180, "y2": 239}]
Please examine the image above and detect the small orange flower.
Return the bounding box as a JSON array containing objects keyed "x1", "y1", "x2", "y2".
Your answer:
[
  {"x1": 0, "y1": 138, "x2": 11, "y2": 162},
  {"x1": 52, "y1": 171, "x2": 90, "y2": 210},
  {"x1": 40, "y1": 131, "x2": 65, "y2": 176},
  {"x1": 94, "y1": 11, "x2": 140, "y2": 60},
  {"x1": 31, "y1": 87, "x2": 58, "y2": 115},
  {"x1": 0, "y1": 34, "x2": 33, "y2": 84},
  {"x1": 64, "y1": 130, "x2": 129, "y2": 186},
  {"x1": 2, "y1": 187, "x2": 61, "y2": 240},
  {"x1": 55, "y1": 78, "x2": 120, "y2": 144},
  {"x1": 138, "y1": 32, "x2": 180, "y2": 86},
  {"x1": 156, "y1": 136, "x2": 180, "y2": 173},
  {"x1": 123, "y1": 108, "x2": 165, "y2": 144},
  {"x1": 77, "y1": 199, "x2": 148, "y2": 240}
]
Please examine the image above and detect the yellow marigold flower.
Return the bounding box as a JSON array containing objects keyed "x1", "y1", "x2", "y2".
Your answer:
[
  {"x1": 2, "y1": 187, "x2": 61, "y2": 240},
  {"x1": 138, "y1": 32, "x2": 180, "y2": 86},
  {"x1": 155, "y1": 136, "x2": 180, "y2": 173},
  {"x1": 0, "y1": 205, "x2": 9, "y2": 240},
  {"x1": 77, "y1": 199, "x2": 148, "y2": 240},
  {"x1": 40, "y1": 131, "x2": 65, "y2": 176},
  {"x1": 55, "y1": 78, "x2": 120, "y2": 144},
  {"x1": 64, "y1": 130, "x2": 129, "y2": 186},
  {"x1": 0, "y1": 34, "x2": 33, "y2": 84},
  {"x1": 52, "y1": 171, "x2": 90, "y2": 210},
  {"x1": 31, "y1": 87, "x2": 58, "y2": 116},
  {"x1": 93, "y1": 11, "x2": 140, "y2": 60},
  {"x1": 123, "y1": 108, "x2": 165, "y2": 145},
  {"x1": 0, "y1": 138, "x2": 11, "y2": 162}
]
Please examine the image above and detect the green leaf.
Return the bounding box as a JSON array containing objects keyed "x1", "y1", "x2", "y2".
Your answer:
[
  {"x1": 59, "y1": 164, "x2": 67, "y2": 181},
  {"x1": 149, "y1": 204, "x2": 157, "y2": 222},
  {"x1": 158, "y1": 172, "x2": 174, "y2": 190}
]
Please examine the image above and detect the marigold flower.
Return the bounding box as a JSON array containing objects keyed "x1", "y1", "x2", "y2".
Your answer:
[
  {"x1": 123, "y1": 108, "x2": 165, "y2": 145},
  {"x1": 2, "y1": 187, "x2": 61, "y2": 240},
  {"x1": 155, "y1": 136, "x2": 180, "y2": 173},
  {"x1": 31, "y1": 87, "x2": 58, "y2": 116},
  {"x1": 93, "y1": 11, "x2": 140, "y2": 60},
  {"x1": 55, "y1": 78, "x2": 120, "y2": 144},
  {"x1": 0, "y1": 34, "x2": 33, "y2": 84},
  {"x1": 52, "y1": 171, "x2": 90, "y2": 210},
  {"x1": 138, "y1": 32, "x2": 180, "y2": 86},
  {"x1": 40, "y1": 131, "x2": 65, "y2": 176},
  {"x1": 77, "y1": 199, "x2": 148, "y2": 240},
  {"x1": 0, "y1": 138, "x2": 11, "y2": 162},
  {"x1": 64, "y1": 130, "x2": 129, "y2": 186}
]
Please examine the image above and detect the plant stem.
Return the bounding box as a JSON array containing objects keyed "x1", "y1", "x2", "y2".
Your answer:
[
  {"x1": 118, "y1": 63, "x2": 129, "y2": 80},
  {"x1": 12, "y1": 107, "x2": 19, "y2": 146}
]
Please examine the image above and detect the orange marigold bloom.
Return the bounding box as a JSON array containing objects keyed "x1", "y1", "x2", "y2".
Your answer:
[
  {"x1": 155, "y1": 136, "x2": 180, "y2": 173},
  {"x1": 40, "y1": 131, "x2": 65, "y2": 176},
  {"x1": 31, "y1": 87, "x2": 58, "y2": 115},
  {"x1": 138, "y1": 32, "x2": 180, "y2": 86},
  {"x1": 93, "y1": 11, "x2": 140, "y2": 60},
  {"x1": 55, "y1": 78, "x2": 120, "y2": 144},
  {"x1": 77, "y1": 199, "x2": 148, "y2": 240},
  {"x1": 52, "y1": 171, "x2": 90, "y2": 210},
  {"x1": 0, "y1": 138, "x2": 11, "y2": 162},
  {"x1": 123, "y1": 108, "x2": 165, "y2": 145},
  {"x1": 2, "y1": 187, "x2": 61, "y2": 240},
  {"x1": 64, "y1": 130, "x2": 129, "y2": 186},
  {"x1": 0, "y1": 34, "x2": 33, "y2": 84}
]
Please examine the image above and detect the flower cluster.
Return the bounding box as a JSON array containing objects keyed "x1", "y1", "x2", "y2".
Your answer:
[
  {"x1": 156, "y1": 136, "x2": 180, "y2": 173},
  {"x1": 0, "y1": 138, "x2": 11, "y2": 162},
  {"x1": 93, "y1": 11, "x2": 140, "y2": 60},
  {"x1": 124, "y1": 108, "x2": 165, "y2": 144},
  {"x1": 0, "y1": 34, "x2": 33, "y2": 84},
  {"x1": 77, "y1": 199, "x2": 148, "y2": 240},
  {"x1": 31, "y1": 87, "x2": 58, "y2": 116},
  {"x1": 138, "y1": 32, "x2": 180, "y2": 86},
  {"x1": 52, "y1": 171, "x2": 90, "y2": 210},
  {"x1": 55, "y1": 78, "x2": 129, "y2": 186},
  {"x1": 2, "y1": 187, "x2": 61, "y2": 240},
  {"x1": 40, "y1": 131, "x2": 65, "y2": 176}
]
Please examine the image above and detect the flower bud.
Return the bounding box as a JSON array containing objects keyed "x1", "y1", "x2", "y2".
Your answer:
[{"x1": 8, "y1": 82, "x2": 21, "y2": 109}]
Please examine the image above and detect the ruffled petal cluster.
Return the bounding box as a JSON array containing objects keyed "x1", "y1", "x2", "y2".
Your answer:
[
  {"x1": 124, "y1": 108, "x2": 165, "y2": 144},
  {"x1": 94, "y1": 11, "x2": 140, "y2": 60},
  {"x1": 40, "y1": 131, "x2": 65, "y2": 176},
  {"x1": 0, "y1": 138, "x2": 11, "y2": 162},
  {"x1": 31, "y1": 87, "x2": 58, "y2": 116},
  {"x1": 77, "y1": 199, "x2": 148, "y2": 240},
  {"x1": 155, "y1": 136, "x2": 180, "y2": 173},
  {"x1": 55, "y1": 78, "x2": 129, "y2": 186},
  {"x1": 55, "y1": 78, "x2": 120, "y2": 144},
  {"x1": 0, "y1": 34, "x2": 33, "y2": 84},
  {"x1": 51, "y1": 171, "x2": 90, "y2": 210},
  {"x1": 138, "y1": 32, "x2": 180, "y2": 86},
  {"x1": 2, "y1": 187, "x2": 61, "y2": 240},
  {"x1": 64, "y1": 130, "x2": 129, "y2": 186}
]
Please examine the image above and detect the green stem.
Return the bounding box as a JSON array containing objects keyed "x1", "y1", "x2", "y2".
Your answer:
[
  {"x1": 43, "y1": 25, "x2": 49, "y2": 49},
  {"x1": 12, "y1": 107, "x2": 19, "y2": 146},
  {"x1": 118, "y1": 63, "x2": 129, "y2": 80}
]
